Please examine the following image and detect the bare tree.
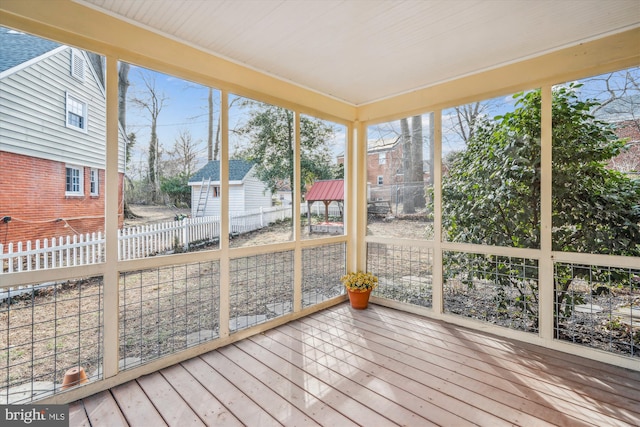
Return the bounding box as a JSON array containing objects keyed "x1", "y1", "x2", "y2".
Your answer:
[
  {"x1": 131, "y1": 72, "x2": 168, "y2": 203},
  {"x1": 117, "y1": 62, "x2": 141, "y2": 218},
  {"x1": 214, "y1": 107, "x2": 221, "y2": 161},
  {"x1": 118, "y1": 63, "x2": 130, "y2": 130},
  {"x1": 587, "y1": 69, "x2": 640, "y2": 118},
  {"x1": 203, "y1": 87, "x2": 225, "y2": 161},
  {"x1": 583, "y1": 68, "x2": 640, "y2": 174},
  {"x1": 165, "y1": 129, "x2": 202, "y2": 177},
  {"x1": 454, "y1": 102, "x2": 483, "y2": 143}
]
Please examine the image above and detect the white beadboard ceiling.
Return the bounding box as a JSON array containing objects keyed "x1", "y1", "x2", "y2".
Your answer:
[{"x1": 76, "y1": 0, "x2": 640, "y2": 105}]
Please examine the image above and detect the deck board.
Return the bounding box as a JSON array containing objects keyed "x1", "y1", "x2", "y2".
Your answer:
[
  {"x1": 243, "y1": 330, "x2": 432, "y2": 426},
  {"x1": 371, "y1": 307, "x2": 640, "y2": 390},
  {"x1": 281, "y1": 319, "x2": 533, "y2": 426},
  {"x1": 346, "y1": 307, "x2": 640, "y2": 425},
  {"x1": 159, "y1": 364, "x2": 243, "y2": 427},
  {"x1": 200, "y1": 350, "x2": 320, "y2": 426},
  {"x1": 68, "y1": 402, "x2": 90, "y2": 427},
  {"x1": 71, "y1": 303, "x2": 640, "y2": 427},
  {"x1": 81, "y1": 390, "x2": 128, "y2": 427},
  {"x1": 111, "y1": 380, "x2": 167, "y2": 426},
  {"x1": 181, "y1": 357, "x2": 280, "y2": 427},
  {"x1": 304, "y1": 310, "x2": 599, "y2": 426},
  {"x1": 137, "y1": 372, "x2": 205, "y2": 427},
  {"x1": 218, "y1": 343, "x2": 363, "y2": 427}
]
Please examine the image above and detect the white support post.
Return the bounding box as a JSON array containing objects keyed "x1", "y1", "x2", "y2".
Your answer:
[
  {"x1": 432, "y1": 111, "x2": 444, "y2": 315},
  {"x1": 293, "y1": 112, "x2": 302, "y2": 313},
  {"x1": 219, "y1": 90, "x2": 230, "y2": 339},
  {"x1": 356, "y1": 121, "x2": 368, "y2": 271},
  {"x1": 345, "y1": 121, "x2": 358, "y2": 273},
  {"x1": 103, "y1": 55, "x2": 119, "y2": 379},
  {"x1": 539, "y1": 85, "x2": 554, "y2": 341}
]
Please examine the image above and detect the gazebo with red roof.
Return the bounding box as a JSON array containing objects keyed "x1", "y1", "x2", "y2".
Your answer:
[{"x1": 305, "y1": 179, "x2": 344, "y2": 230}]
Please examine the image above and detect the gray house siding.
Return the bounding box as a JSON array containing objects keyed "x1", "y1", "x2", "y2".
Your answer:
[
  {"x1": 228, "y1": 183, "x2": 247, "y2": 214},
  {"x1": 0, "y1": 47, "x2": 126, "y2": 171},
  {"x1": 243, "y1": 171, "x2": 273, "y2": 211}
]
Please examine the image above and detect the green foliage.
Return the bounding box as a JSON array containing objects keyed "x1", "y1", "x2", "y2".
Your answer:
[
  {"x1": 551, "y1": 85, "x2": 640, "y2": 255},
  {"x1": 160, "y1": 173, "x2": 191, "y2": 207},
  {"x1": 235, "y1": 104, "x2": 336, "y2": 195},
  {"x1": 443, "y1": 85, "x2": 640, "y2": 327},
  {"x1": 444, "y1": 85, "x2": 640, "y2": 253},
  {"x1": 332, "y1": 160, "x2": 344, "y2": 179},
  {"x1": 443, "y1": 90, "x2": 542, "y2": 248},
  {"x1": 125, "y1": 132, "x2": 136, "y2": 165}
]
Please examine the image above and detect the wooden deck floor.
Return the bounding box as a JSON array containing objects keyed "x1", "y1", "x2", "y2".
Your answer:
[{"x1": 69, "y1": 303, "x2": 640, "y2": 426}]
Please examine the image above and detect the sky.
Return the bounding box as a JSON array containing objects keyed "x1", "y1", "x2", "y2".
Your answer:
[
  {"x1": 124, "y1": 63, "x2": 638, "y2": 180},
  {"x1": 124, "y1": 64, "x2": 346, "y2": 180},
  {"x1": 125, "y1": 65, "x2": 213, "y2": 177}
]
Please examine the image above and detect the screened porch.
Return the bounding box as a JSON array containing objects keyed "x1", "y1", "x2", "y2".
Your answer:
[{"x1": 0, "y1": 1, "x2": 639, "y2": 426}]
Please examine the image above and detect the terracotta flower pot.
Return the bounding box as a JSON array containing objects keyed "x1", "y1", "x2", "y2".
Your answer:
[
  {"x1": 347, "y1": 288, "x2": 372, "y2": 309},
  {"x1": 61, "y1": 366, "x2": 88, "y2": 390}
]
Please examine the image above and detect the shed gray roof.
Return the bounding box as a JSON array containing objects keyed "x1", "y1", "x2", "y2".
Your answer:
[
  {"x1": 189, "y1": 159, "x2": 254, "y2": 183},
  {"x1": 0, "y1": 27, "x2": 61, "y2": 74}
]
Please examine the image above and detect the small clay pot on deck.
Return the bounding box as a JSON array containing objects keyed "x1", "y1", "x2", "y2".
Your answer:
[{"x1": 61, "y1": 366, "x2": 88, "y2": 390}]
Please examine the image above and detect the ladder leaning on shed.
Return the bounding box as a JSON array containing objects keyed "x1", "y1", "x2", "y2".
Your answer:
[{"x1": 194, "y1": 177, "x2": 211, "y2": 217}]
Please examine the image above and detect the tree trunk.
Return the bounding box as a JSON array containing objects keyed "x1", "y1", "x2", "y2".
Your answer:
[
  {"x1": 117, "y1": 63, "x2": 134, "y2": 217},
  {"x1": 149, "y1": 116, "x2": 158, "y2": 202},
  {"x1": 118, "y1": 63, "x2": 130, "y2": 130},
  {"x1": 214, "y1": 115, "x2": 221, "y2": 161},
  {"x1": 411, "y1": 115, "x2": 425, "y2": 209},
  {"x1": 401, "y1": 118, "x2": 414, "y2": 214}
]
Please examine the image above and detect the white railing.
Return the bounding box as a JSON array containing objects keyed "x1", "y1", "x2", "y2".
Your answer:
[{"x1": 1, "y1": 205, "x2": 299, "y2": 274}]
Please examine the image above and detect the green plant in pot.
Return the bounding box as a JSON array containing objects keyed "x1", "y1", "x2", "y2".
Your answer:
[{"x1": 341, "y1": 271, "x2": 378, "y2": 309}]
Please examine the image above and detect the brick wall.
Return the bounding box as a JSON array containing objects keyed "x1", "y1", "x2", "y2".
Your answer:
[
  {"x1": 610, "y1": 119, "x2": 640, "y2": 173},
  {"x1": 0, "y1": 151, "x2": 123, "y2": 245}
]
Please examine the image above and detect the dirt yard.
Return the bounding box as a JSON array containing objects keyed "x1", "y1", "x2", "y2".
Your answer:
[
  {"x1": 124, "y1": 204, "x2": 191, "y2": 227},
  {"x1": 1, "y1": 205, "x2": 636, "y2": 400},
  {"x1": 123, "y1": 204, "x2": 430, "y2": 246}
]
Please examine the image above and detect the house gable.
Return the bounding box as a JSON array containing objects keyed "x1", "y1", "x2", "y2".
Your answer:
[{"x1": 0, "y1": 29, "x2": 125, "y2": 172}]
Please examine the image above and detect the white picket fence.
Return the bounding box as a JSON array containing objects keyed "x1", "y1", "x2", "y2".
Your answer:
[
  {"x1": 0, "y1": 233, "x2": 106, "y2": 273},
  {"x1": 1, "y1": 205, "x2": 302, "y2": 275}
]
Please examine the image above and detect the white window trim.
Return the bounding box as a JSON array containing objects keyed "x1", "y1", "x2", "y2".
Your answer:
[
  {"x1": 379, "y1": 152, "x2": 386, "y2": 164},
  {"x1": 70, "y1": 48, "x2": 85, "y2": 81},
  {"x1": 66, "y1": 165, "x2": 84, "y2": 196},
  {"x1": 90, "y1": 168, "x2": 99, "y2": 196},
  {"x1": 377, "y1": 175, "x2": 384, "y2": 186},
  {"x1": 65, "y1": 91, "x2": 88, "y2": 132}
]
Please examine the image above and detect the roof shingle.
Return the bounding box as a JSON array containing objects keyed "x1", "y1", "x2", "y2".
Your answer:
[
  {"x1": 189, "y1": 159, "x2": 254, "y2": 183},
  {"x1": 0, "y1": 27, "x2": 61, "y2": 74}
]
